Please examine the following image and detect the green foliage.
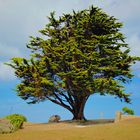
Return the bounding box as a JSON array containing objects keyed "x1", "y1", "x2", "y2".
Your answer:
[
  {"x1": 7, "y1": 5, "x2": 139, "y2": 120},
  {"x1": 5, "y1": 114, "x2": 27, "y2": 130},
  {"x1": 122, "y1": 107, "x2": 134, "y2": 115}
]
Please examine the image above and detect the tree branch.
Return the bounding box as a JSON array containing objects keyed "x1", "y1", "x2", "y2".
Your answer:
[{"x1": 46, "y1": 95, "x2": 72, "y2": 112}]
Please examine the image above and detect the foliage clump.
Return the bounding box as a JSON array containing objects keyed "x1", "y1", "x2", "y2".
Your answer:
[
  {"x1": 122, "y1": 107, "x2": 134, "y2": 115},
  {"x1": 5, "y1": 114, "x2": 27, "y2": 130}
]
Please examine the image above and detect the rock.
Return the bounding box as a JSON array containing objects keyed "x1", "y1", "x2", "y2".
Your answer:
[
  {"x1": 48, "y1": 115, "x2": 61, "y2": 123},
  {"x1": 0, "y1": 118, "x2": 15, "y2": 134}
]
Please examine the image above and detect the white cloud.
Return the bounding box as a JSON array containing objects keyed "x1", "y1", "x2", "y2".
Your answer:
[
  {"x1": 0, "y1": 61, "x2": 16, "y2": 81},
  {"x1": 97, "y1": 0, "x2": 140, "y2": 21},
  {"x1": 0, "y1": 43, "x2": 22, "y2": 59},
  {"x1": 127, "y1": 34, "x2": 140, "y2": 73},
  {"x1": 128, "y1": 34, "x2": 140, "y2": 57}
]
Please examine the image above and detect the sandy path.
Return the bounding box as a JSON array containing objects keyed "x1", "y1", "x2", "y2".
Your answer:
[{"x1": 22, "y1": 122, "x2": 78, "y2": 131}]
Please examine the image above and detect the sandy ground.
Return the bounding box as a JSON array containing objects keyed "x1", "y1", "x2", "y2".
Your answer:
[
  {"x1": 23, "y1": 122, "x2": 79, "y2": 131},
  {"x1": 0, "y1": 118, "x2": 140, "y2": 140}
]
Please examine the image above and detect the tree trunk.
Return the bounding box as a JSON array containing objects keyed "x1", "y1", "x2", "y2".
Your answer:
[
  {"x1": 47, "y1": 92, "x2": 89, "y2": 121},
  {"x1": 71, "y1": 97, "x2": 87, "y2": 120},
  {"x1": 72, "y1": 110, "x2": 86, "y2": 120}
]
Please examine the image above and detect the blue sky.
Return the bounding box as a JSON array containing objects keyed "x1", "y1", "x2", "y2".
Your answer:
[{"x1": 0, "y1": 0, "x2": 140, "y2": 122}]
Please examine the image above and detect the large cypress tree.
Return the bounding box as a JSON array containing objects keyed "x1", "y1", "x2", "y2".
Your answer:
[{"x1": 8, "y1": 6, "x2": 138, "y2": 120}]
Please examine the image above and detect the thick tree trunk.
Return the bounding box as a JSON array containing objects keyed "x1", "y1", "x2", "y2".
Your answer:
[
  {"x1": 72, "y1": 110, "x2": 86, "y2": 120},
  {"x1": 71, "y1": 97, "x2": 87, "y2": 120},
  {"x1": 47, "y1": 92, "x2": 89, "y2": 121}
]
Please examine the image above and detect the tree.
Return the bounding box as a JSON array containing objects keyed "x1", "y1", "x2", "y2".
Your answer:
[
  {"x1": 122, "y1": 107, "x2": 134, "y2": 115},
  {"x1": 7, "y1": 6, "x2": 138, "y2": 120}
]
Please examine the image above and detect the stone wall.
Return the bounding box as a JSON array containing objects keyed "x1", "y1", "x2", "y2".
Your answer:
[
  {"x1": 115, "y1": 111, "x2": 140, "y2": 122},
  {"x1": 121, "y1": 115, "x2": 140, "y2": 121}
]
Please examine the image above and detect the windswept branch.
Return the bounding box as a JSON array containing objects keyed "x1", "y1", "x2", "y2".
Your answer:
[{"x1": 46, "y1": 95, "x2": 72, "y2": 112}]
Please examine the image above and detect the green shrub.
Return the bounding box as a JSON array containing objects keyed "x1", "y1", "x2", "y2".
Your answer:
[
  {"x1": 5, "y1": 114, "x2": 27, "y2": 130},
  {"x1": 122, "y1": 107, "x2": 134, "y2": 115}
]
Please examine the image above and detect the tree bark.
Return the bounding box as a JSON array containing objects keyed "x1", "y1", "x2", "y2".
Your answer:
[
  {"x1": 71, "y1": 97, "x2": 88, "y2": 120},
  {"x1": 72, "y1": 110, "x2": 86, "y2": 120}
]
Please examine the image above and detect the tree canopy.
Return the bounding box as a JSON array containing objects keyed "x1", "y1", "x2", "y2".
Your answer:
[{"x1": 7, "y1": 6, "x2": 138, "y2": 120}]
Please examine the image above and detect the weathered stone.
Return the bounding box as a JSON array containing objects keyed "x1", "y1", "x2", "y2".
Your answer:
[
  {"x1": 0, "y1": 118, "x2": 14, "y2": 134},
  {"x1": 115, "y1": 111, "x2": 122, "y2": 123},
  {"x1": 48, "y1": 115, "x2": 61, "y2": 123}
]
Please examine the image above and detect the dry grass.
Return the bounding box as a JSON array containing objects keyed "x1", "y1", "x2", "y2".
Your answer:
[{"x1": 0, "y1": 118, "x2": 140, "y2": 140}]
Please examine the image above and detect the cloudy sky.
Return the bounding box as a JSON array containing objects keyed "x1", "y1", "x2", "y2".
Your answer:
[{"x1": 0, "y1": 0, "x2": 140, "y2": 122}]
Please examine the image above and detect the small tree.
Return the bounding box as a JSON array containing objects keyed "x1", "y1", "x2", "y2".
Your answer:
[
  {"x1": 122, "y1": 107, "x2": 134, "y2": 115},
  {"x1": 7, "y1": 6, "x2": 138, "y2": 120}
]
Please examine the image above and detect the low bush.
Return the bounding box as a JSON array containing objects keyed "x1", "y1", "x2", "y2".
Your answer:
[
  {"x1": 5, "y1": 114, "x2": 27, "y2": 130},
  {"x1": 122, "y1": 107, "x2": 134, "y2": 115}
]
